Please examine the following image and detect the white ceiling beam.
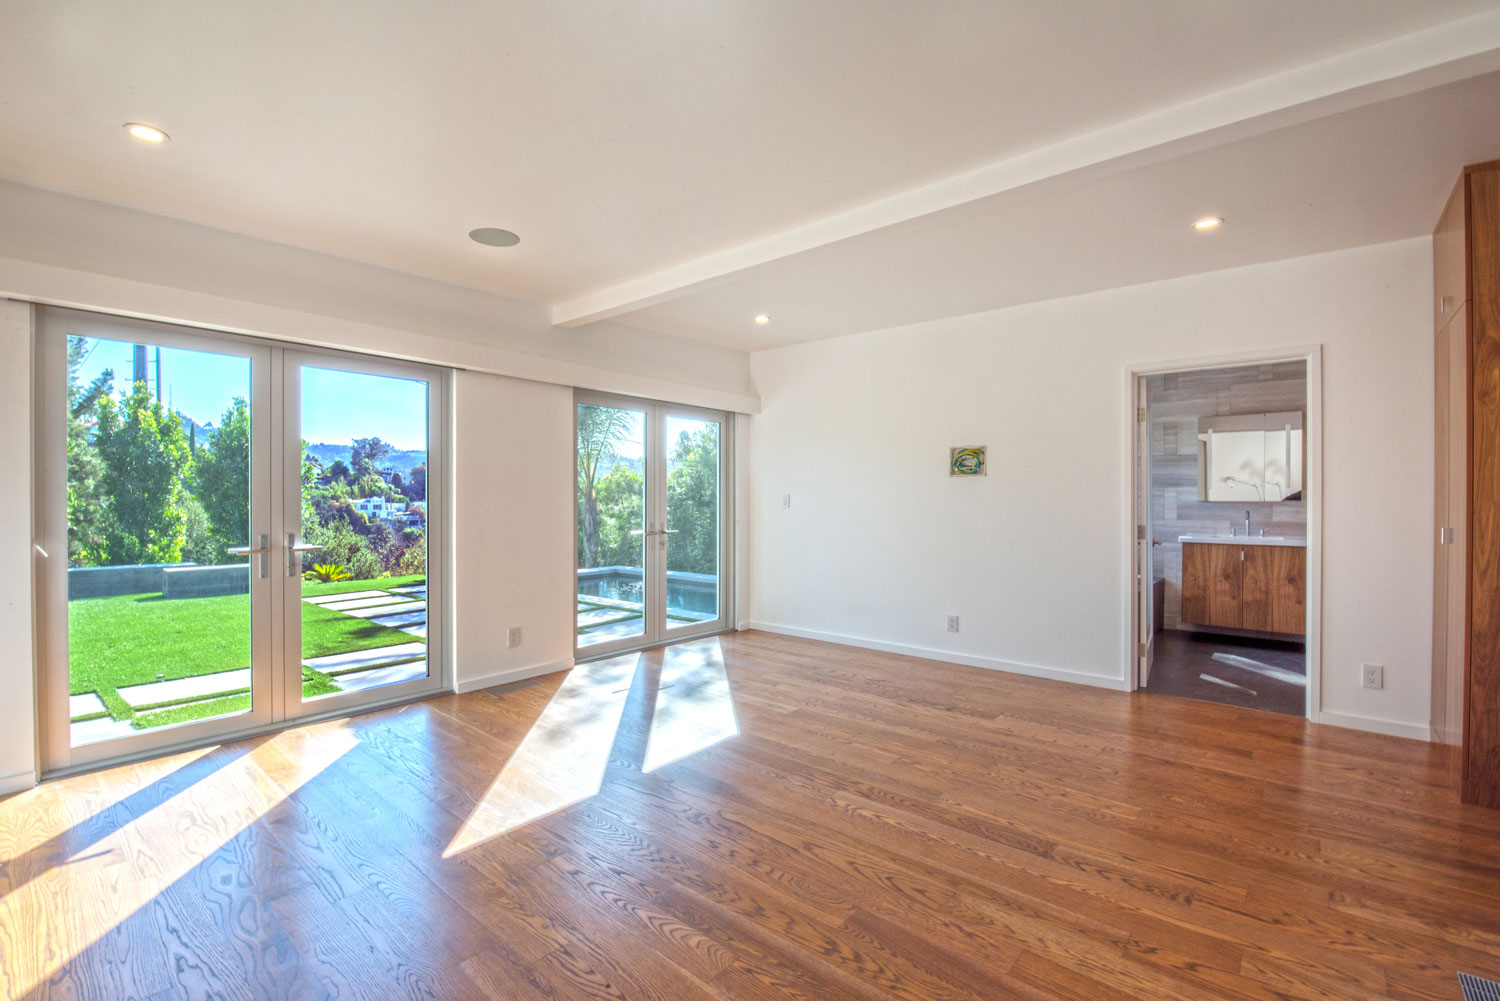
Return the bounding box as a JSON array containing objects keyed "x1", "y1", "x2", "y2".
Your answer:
[{"x1": 551, "y1": 7, "x2": 1500, "y2": 329}]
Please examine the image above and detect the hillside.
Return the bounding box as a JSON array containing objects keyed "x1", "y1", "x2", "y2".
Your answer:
[{"x1": 306, "y1": 442, "x2": 426, "y2": 475}]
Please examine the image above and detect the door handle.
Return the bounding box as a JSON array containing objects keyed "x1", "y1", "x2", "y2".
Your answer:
[
  {"x1": 228, "y1": 534, "x2": 271, "y2": 578},
  {"x1": 287, "y1": 534, "x2": 323, "y2": 577}
]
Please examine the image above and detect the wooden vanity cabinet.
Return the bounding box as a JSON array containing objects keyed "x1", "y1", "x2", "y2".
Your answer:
[{"x1": 1181, "y1": 542, "x2": 1305, "y2": 637}]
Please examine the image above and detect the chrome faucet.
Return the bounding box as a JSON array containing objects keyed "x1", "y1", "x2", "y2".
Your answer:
[{"x1": 1244, "y1": 510, "x2": 1251, "y2": 537}]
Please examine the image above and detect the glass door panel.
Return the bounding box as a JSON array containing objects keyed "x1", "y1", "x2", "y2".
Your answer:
[
  {"x1": 287, "y1": 358, "x2": 440, "y2": 715},
  {"x1": 663, "y1": 415, "x2": 721, "y2": 633},
  {"x1": 575, "y1": 402, "x2": 649, "y2": 650},
  {"x1": 575, "y1": 395, "x2": 730, "y2": 658},
  {"x1": 42, "y1": 314, "x2": 274, "y2": 766}
]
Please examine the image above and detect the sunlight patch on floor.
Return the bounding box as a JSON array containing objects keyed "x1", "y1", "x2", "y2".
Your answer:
[
  {"x1": 0, "y1": 727, "x2": 359, "y2": 998},
  {"x1": 444, "y1": 653, "x2": 641, "y2": 856},
  {"x1": 1209, "y1": 651, "x2": 1307, "y2": 686},
  {"x1": 643, "y1": 639, "x2": 738, "y2": 774}
]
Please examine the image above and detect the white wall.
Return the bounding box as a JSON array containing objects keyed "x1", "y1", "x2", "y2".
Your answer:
[
  {"x1": 0, "y1": 300, "x2": 36, "y2": 792},
  {"x1": 740, "y1": 238, "x2": 1434, "y2": 738},
  {"x1": 451, "y1": 370, "x2": 577, "y2": 691}
]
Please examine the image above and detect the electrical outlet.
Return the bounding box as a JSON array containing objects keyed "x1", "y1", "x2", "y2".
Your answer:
[
  {"x1": 782, "y1": 493, "x2": 792, "y2": 509},
  {"x1": 947, "y1": 614, "x2": 960, "y2": 633},
  {"x1": 508, "y1": 627, "x2": 522, "y2": 648},
  {"x1": 1361, "y1": 663, "x2": 1383, "y2": 690}
]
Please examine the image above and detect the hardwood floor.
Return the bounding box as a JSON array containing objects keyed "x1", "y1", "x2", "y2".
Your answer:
[{"x1": 3, "y1": 629, "x2": 1499, "y2": 1000}]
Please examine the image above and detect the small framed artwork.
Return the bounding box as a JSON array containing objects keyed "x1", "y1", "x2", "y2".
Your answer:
[{"x1": 950, "y1": 446, "x2": 986, "y2": 476}]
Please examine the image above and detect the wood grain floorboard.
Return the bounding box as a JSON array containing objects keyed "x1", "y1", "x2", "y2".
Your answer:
[{"x1": 3, "y1": 629, "x2": 1499, "y2": 1000}]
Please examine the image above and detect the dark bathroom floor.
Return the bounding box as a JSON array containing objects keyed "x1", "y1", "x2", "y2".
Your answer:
[{"x1": 1145, "y1": 629, "x2": 1306, "y2": 716}]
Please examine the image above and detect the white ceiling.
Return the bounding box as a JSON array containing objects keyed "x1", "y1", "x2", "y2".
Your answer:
[{"x1": 1, "y1": 1, "x2": 1499, "y2": 351}]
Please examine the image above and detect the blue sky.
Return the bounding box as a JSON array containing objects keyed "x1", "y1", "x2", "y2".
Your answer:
[{"x1": 76, "y1": 338, "x2": 427, "y2": 449}]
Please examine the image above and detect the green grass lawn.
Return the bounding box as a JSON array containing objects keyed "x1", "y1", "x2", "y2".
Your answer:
[{"x1": 69, "y1": 574, "x2": 425, "y2": 728}]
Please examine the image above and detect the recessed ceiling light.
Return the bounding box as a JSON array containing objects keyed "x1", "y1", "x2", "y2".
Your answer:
[
  {"x1": 124, "y1": 123, "x2": 169, "y2": 144},
  {"x1": 469, "y1": 227, "x2": 520, "y2": 247},
  {"x1": 754, "y1": 314, "x2": 771, "y2": 325},
  {"x1": 1193, "y1": 216, "x2": 1224, "y2": 231}
]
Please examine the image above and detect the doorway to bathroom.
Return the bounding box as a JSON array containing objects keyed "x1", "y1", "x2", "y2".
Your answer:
[{"x1": 1129, "y1": 351, "x2": 1321, "y2": 719}]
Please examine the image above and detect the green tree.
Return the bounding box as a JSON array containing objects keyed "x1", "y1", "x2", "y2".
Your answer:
[
  {"x1": 576, "y1": 406, "x2": 634, "y2": 568},
  {"x1": 180, "y1": 493, "x2": 219, "y2": 565},
  {"x1": 305, "y1": 519, "x2": 382, "y2": 579},
  {"x1": 354, "y1": 472, "x2": 394, "y2": 500},
  {"x1": 406, "y1": 464, "x2": 426, "y2": 501},
  {"x1": 351, "y1": 437, "x2": 391, "y2": 478},
  {"x1": 665, "y1": 428, "x2": 719, "y2": 575},
  {"x1": 588, "y1": 466, "x2": 643, "y2": 568},
  {"x1": 326, "y1": 458, "x2": 352, "y2": 482},
  {"x1": 66, "y1": 337, "x2": 113, "y2": 566},
  {"x1": 397, "y1": 532, "x2": 426, "y2": 575},
  {"x1": 94, "y1": 382, "x2": 192, "y2": 565},
  {"x1": 194, "y1": 397, "x2": 250, "y2": 560}
]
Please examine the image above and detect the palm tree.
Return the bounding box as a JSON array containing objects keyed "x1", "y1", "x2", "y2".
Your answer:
[{"x1": 576, "y1": 405, "x2": 634, "y2": 568}]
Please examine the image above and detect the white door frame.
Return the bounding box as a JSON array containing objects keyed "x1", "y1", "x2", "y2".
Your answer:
[
  {"x1": 573, "y1": 390, "x2": 735, "y2": 661},
  {"x1": 279, "y1": 347, "x2": 449, "y2": 721},
  {"x1": 35, "y1": 307, "x2": 452, "y2": 777},
  {"x1": 1136, "y1": 376, "x2": 1155, "y2": 687},
  {"x1": 1121, "y1": 345, "x2": 1323, "y2": 723}
]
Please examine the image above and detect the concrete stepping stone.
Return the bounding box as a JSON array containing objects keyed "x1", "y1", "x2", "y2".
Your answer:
[
  {"x1": 319, "y1": 594, "x2": 413, "y2": 612},
  {"x1": 119, "y1": 668, "x2": 252, "y2": 708},
  {"x1": 577, "y1": 606, "x2": 639, "y2": 626},
  {"x1": 330, "y1": 660, "x2": 428, "y2": 694},
  {"x1": 399, "y1": 623, "x2": 427, "y2": 638},
  {"x1": 71, "y1": 715, "x2": 139, "y2": 745},
  {"x1": 340, "y1": 601, "x2": 425, "y2": 619},
  {"x1": 369, "y1": 610, "x2": 426, "y2": 628},
  {"x1": 303, "y1": 590, "x2": 389, "y2": 605},
  {"x1": 69, "y1": 692, "x2": 108, "y2": 719},
  {"x1": 388, "y1": 585, "x2": 426, "y2": 596},
  {"x1": 578, "y1": 615, "x2": 646, "y2": 645},
  {"x1": 303, "y1": 642, "x2": 426, "y2": 673}
]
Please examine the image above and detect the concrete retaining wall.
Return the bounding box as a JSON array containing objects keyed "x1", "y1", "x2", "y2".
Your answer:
[
  {"x1": 67, "y1": 563, "x2": 193, "y2": 599},
  {"x1": 161, "y1": 564, "x2": 250, "y2": 599}
]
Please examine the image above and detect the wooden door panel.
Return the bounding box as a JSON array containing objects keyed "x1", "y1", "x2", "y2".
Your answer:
[
  {"x1": 1242, "y1": 545, "x2": 1272, "y2": 632},
  {"x1": 1182, "y1": 543, "x2": 1242, "y2": 629},
  {"x1": 1266, "y1": 547, "x2": 1306, "y2": 636},
  {"x1": 1207, "y1": 545, "x2": 1244, "y2": 629},
  {"x1": 1466, "y1": 165, "x2": 1500, "y2": 807}
]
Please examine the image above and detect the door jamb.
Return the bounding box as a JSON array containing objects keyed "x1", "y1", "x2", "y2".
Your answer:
[{"x1": 1122, "y1": 345, "x2": 1322, "y2": 724}]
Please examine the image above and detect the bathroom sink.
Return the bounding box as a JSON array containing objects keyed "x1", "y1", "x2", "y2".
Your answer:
[{"x1": 1176, "y1": 534, "x2": 1305, "y2": 546}]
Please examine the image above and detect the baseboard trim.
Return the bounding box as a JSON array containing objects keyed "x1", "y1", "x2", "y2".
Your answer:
[
  {"x1": 455, "y1": 659, "x2": 573, "y2": 695},
  {"x1": 740, "y1": 621, "x2": 1122, "y2": 691},
  {"x1": 0, "y1": 768, "x2": 37, "y2": 796},
  {"x1": 1317, "y1": 711, "x2": 1430, "y2": 742}
]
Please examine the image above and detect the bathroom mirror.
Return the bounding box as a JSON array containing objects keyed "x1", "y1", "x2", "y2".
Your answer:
[{"x1": 1197, "y1": 411, "x2": 1304, "y2": 502}]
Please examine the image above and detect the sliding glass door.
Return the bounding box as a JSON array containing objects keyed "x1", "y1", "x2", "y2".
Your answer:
[
  {"x1": 37, "y1": 309, "x2": 445, "y2": 773},
  {"x1": 575, "y1": 392, "x2": 731, "y2": 657}
]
